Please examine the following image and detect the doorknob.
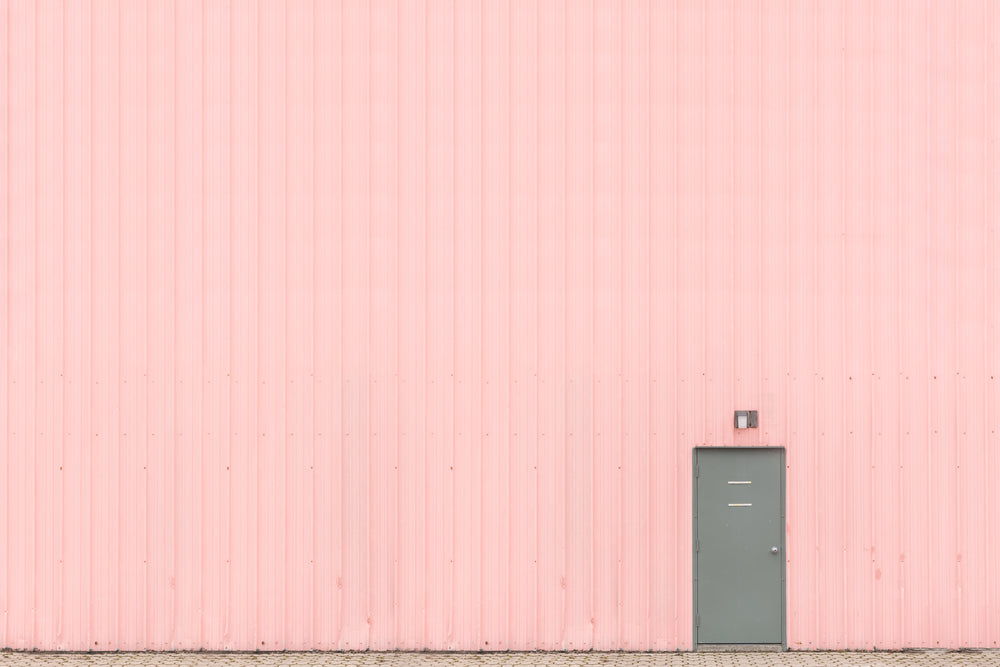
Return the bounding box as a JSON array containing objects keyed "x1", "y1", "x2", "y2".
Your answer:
[{"x1": 770, "y1": 546, "x2": 779, "y2": 554}]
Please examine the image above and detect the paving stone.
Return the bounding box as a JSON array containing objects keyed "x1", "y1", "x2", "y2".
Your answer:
[{"x1": 1, "y1": 652, "x2": 998, "y2": 667}]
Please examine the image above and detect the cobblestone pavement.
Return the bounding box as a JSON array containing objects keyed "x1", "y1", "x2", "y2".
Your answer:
[{"x1": 1, "y1": 651, "x2": 998, "y2": 667}]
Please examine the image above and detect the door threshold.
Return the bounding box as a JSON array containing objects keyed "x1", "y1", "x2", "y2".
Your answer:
[{"x1": 696, "y1": 644, "x2": 783, "y2": 652}]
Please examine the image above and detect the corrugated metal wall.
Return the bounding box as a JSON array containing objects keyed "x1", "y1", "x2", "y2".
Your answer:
[{"x1": 1, "y1": 0, "x2": 998, "y2": 652}]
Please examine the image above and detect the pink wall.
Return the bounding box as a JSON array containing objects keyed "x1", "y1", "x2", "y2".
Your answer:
[{"x1": 1, "y1": 0, "x2": 999, "y2": 652}]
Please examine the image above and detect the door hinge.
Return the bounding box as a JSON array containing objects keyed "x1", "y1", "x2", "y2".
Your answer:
[
  {"x1": 695, "y1": 539, "x2": 700, "y2": 552},
  {"x1": 696, "y1": 614, "x2": 700, "y2": 627},
  {"x1": 695, "y1": 465, "x2": 699, "y2": 478}
]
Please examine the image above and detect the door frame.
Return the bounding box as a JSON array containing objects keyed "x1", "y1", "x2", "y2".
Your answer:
[{"x1": 692, "y1": 446, "x2": 786, "y2": 650}]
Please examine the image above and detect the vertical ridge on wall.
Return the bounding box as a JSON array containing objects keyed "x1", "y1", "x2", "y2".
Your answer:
[
  {"x1": 227, "y1": 0, "x2": 259, "y2": 648},
  {"x1": 396, "y1": 0, "x2": 426, "y2": 651},
  {"x1": 786, "y1": 0, "x2": 808, "y2": 648},
  {"x1": 928, "y1": 0, "x2": 958, "y2": 646},
  {"x1": 704, "y1": 0, "x2": 731, "y2": 451},
  {"x1": 286, "y1": 0, "x2": 316, "y2": 650},
  {"x1": 815, "y1": 0, "x2": 846, "y2": 647},
  {"x1": 479, "y1": 0, "x2": 511, "y2": 650},
  {"x1": 34, "y1": 0, "x2": 62, "y2": 649},
  {"x1": 424, "y1": 0, "x2": 454, "y2": 649},
  {"x1": 91, "y1": 0, "x2": 119, "y2": 648},
  {"x1": 145, "y1": 0, "x2": 174, "y2": 648},
  {"x1": 256, "y1": 0, "x2": 288, "y2": 649},
  {"x1": 536, "y1": 0, "x2": 566, "y2": 649},
  {"x1": 118, "y1": 0, "x2": 147, "y2": 649},
  {"x1": 592, "y1": 0, "x2": 621, "y2": 649},
  {"x1": 956, "y1": 0, "x2": 986, "y2": 647},
  {"x1": 1, "y1": 0, "x2": 998, "y2": 652},
  {"x1": 620, "y1": 0, "x2": 650, "y2": 650},
  {"x1": 369, "y1": 0, "x2": 395, "y2": 650},
  {"x1": 452, "y1": 0, "x2": 481, "y2": 650},
  {"x1": 312, "y1": 0, "x2": 344, "y2": 649},
  {"x1": 871, "y1": 0, "x2": 901, "y2": 648},
  {"x1": 648, "y1": 0, "x2": 676, "y2": 649},
  {"x1": 9, "y1": 0, "x2": 38, "y2": 652},
  {"x1": 341, "y1": 0, "x2": 371, "y2": 650},
  {"x1": 844, "y1": 0, "x2": 873, "y2": 648},
  {"x1": 563, "y1": 0, "x2": 594, "y2": 651},
  {"x1": 201, "y1": 0, "x2": 227, "y2": 644},
  {"x1": 677, "y1": 1, "x2": 706, "y2": 645},
  {"x1": 508, "y1": 0, "x2": 538, "y2": 649},
  {"x1": 0, "y1": 0, "x2": 8, "y2": 650},
  {"x1": 1, "y1": 0, "x2": 9, "y2": 650},
  {"x1": 988, "y1": 0, "x2": 1000, "y2": 645},
  {"x1": 899, "y1": 0, "x2": 927, "y2": 647},
  {"x1": 175, "y1": 0, "x2": 205, "y2": 648},
  {"x1": 19, "y1": 0, "x2": 39, "y2": 640}
]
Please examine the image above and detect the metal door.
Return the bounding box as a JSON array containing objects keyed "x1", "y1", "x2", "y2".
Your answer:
[{"x1": 694, "y1": 447, "x2": 785, "y2": 648}]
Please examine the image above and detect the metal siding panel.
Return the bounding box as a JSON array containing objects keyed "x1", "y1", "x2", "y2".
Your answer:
[
  {"x1": 61, "y1": 1, "x2": 93, "y2": 648},
  {"x1": 91, "y1": 0, "x2": 120, "y2": 647},
  {"x1": 760, "y1": 0, "x2": 790, "y2": 468},
  {"x1": 843, "y1": 0, "x2": 874, "y2": 649},
  {"x1": 927, "y1": 0, "x2": 959, "y2": 648},
  {"x1": 563, "y1": 0, "x2": 594, "y2": 651},
  {"x1": 785, "y1": 0, "x2": 818, "y2": 648},
  {"x1": 7, "y1": 0, "x2": 38, "y2": 650},
  {"x1": 341, "y1": 0, "x2": 370, "y2": 649},
  {"x1": 62, "y1": 0, "x2": 94, "y2": 651},
  {"x1": 145, "y1": 0, "x2": 177, "y2": 648},
  {"x1": 257, "y1": 0, "x2": 290, "y2": 647},
  {"x1": 988, "y1": 0, "x2": 1000, "y2": 647},
  {"x1": 424, "y1": 0, "x2": 454, "y2": 649},
  {"x1": 396, "y1": 0, "x2": 426, "y2": 651},
  {"x1": 592, "y1": 0, "x2": 622, "y2": 649},
  {"x1": 675, "y1": 1, "x2": 705, "y2": 650},
  {"x1": 175, "y1": 0, "x2": 205, "y2": 648},
  {"x1": 704, "y1": 1, "x2": 734, "y2": 450},
  {"x1": 871, "y1": 0, "x2": 903, "y2": 649},
  {"x1": 0, "y1": 0, "x2": 8, "y2": 648},
  {"x1": 34, "y1": 0, "x2": 64, "y2": 649},
  {"x1": 537, "y1": 0, "x2": 566, "y2": 649},
  {"x1": 118, "y1": 0, "x2": 148, "y2": 649},
  {"x1": 369, "y1": 0, "x2": 398, "y2": 651},
  {"x1": 815, "y1": 0, "x2": 848, "y2": 648},
  {"x1": 285, "y1": 0, "x2": 316, "y2": 650},
  {"x1": 1, "y1": 0, "x2": 999, "y2": 651},
  {"x1": 733, "y1": 0, "x2": 762, "y2": 451},
  {"x1": 898, "y1": 0, "x2": 932, "y2": 647},
  {"x1": 508, "y1": 0, "x2": 538, "y2": 649},
  {"x1": 452, "y1": 0, "x2": 482, "y2": 651},
  {"x1": 988, "y1": 1, "x2": 1000, "y2": 647},
  {"x1": 955, "y1": 0, "x2": 989, "y2": 648},
  {"x1": 479, "y1": 0, "x2": 511, "y2": 649},
  {"x1": 312, "y1": 0, "x2": 343, "y2": 651},
  {"x1": 621, "y1": 0, "x2": 650, "y2": 650},
  {"x1": 227, "y1": 0, "x2": 260, "y2": 648},
  {"x1": 200, "y1": 0, "x2": 231, "y2": 650},
  {"x1": 648, "y1": 0, "x2": 678, "y2": 650}
]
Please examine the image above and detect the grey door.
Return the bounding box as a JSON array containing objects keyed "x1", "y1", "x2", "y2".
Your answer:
[{"x1": 694, "y1": 447, "x2": 785, "y2": 646}]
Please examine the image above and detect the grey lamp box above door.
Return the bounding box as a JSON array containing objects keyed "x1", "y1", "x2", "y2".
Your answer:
[{"x1": 734, "y1": 410, "x2": 758, "y2": 429}]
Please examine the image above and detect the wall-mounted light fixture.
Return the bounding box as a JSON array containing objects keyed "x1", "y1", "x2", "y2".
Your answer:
[{"x1": 734, "y1": 410, "x2": 758, "y2": 429}]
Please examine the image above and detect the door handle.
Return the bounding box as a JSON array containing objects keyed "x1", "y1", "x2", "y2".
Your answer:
[{"x1": 770, "y1": 546, "x2": 779, "y2": 554}]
